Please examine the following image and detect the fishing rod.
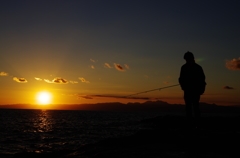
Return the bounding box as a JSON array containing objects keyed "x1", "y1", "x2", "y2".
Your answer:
[{"x1": 126, "y1": 84, "x2": 180, "y2": 97}]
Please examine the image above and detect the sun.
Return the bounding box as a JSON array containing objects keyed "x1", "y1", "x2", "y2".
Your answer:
[{"x1": 36, "y1": 91, "x2": 52, "y2": 105}]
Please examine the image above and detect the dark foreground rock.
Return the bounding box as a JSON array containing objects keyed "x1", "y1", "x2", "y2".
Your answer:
[{"x1": 9, "y1": 115, "x2": 240, "y2": 158}]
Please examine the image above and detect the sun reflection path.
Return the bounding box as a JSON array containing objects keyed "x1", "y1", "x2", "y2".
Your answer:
[
  {"x1": 34, "y1": 110, "x2": 52, "y2": 133},
  {"x1": 26, "y1": 110, "x2": 54, "y2": 153}
]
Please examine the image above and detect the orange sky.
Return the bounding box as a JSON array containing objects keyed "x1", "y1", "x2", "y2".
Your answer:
[{"x1": 1, "y1": 1, "x2": 240, "y2": 109}]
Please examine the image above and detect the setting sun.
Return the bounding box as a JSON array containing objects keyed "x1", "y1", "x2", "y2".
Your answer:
[{"x1": 36, "y1": 91, "x2": 52, "y2": 105}]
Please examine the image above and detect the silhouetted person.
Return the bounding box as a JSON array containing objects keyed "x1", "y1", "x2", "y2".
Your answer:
[{"x1": 179, "y1": 51, "x2": 206, "y2": 128}]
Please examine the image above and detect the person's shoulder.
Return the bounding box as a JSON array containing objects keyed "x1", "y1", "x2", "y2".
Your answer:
[
  {"x1": 193, "y1": 63, "x2": 204, "y2": 72},
  {"x1": 181, "y1": 63, "x2": 187, "y2": 68},
  {"x1": 194, "y1": 63, "x2": 203, "y2": 68}
]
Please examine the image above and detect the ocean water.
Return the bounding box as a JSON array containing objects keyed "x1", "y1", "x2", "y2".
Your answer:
[{"x1": 0, "y1": 109, "x2": 162, "y2": 156}]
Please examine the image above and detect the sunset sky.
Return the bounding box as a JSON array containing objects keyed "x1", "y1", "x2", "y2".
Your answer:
[{"x1": 0, "y1": 0, "x2": 240, "y2": 108}]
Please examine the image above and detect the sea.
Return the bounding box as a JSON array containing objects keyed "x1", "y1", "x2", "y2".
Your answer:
[{"x1": 0, "y1": 109, "x2": 165, "y2": 156}]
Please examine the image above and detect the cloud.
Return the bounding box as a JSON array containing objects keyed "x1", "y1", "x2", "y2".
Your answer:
[
  {"x1": 78, "y1": 95, "x2": 94, "y2": 99},
  {"x1": 124, "y1": 64, "x2": 130, "y2": 69},
  {"x1": 76, "y1": 94, "x2": 150, "y2": 100},
  {"x1": 43, "y1": 77, "x2": 69, "y2": 84},
  {"x1": 44, "y1": 79, "x2": 53, "y2": 83},
  {"x1": 104, "y1": 63, "x2": 129, "y2": 71},
  {"x1": 223, "y1": 86, "x2": 234, "y2": 90},
  {"x1": 79, "y1": 77, "x2": 90, "y2": 83},
  {"x1": 39, "y1": 78, "x2": 76, "y2": 84},
  {"x1": 0, "y1": 72, "x2": 8, "y2": 76},
  {"x1": 144, "y1": 75, "x2": 149, "y2": 78},
  {"x1": 104, "y1": 63, "x2": 113, "y2": 68},
  {"x1": 163, "y1": 81, "x2": 169, "y2": 84},
  {"x1": 91, "y1": 65, "x2": 95, "y2": 69},
  {"x1": 90, "y1": 59, "x2": 96, "y2": 62},
  {"x1": 35, "y1": 77, "x2": 43, "y2": 81},
  {"x1": 114, "y1": 63, "x2": 125, "y2": 71},
  {"x1": 52, "y1": 77, "x2": 68, "y2": 84},
  {"x1": 226, "y1": 58, "x2": 240, "y2": 70},
  {"x1": 70, "y1": 81, "x2": 78, "y2": 84},
  {"x1": 13, "y1": 77, "x2": 27, "y2": 83}
]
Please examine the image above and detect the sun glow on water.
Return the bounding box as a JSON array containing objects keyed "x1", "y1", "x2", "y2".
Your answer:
[{"x1": 36, "y1": 91, "x2": 52, "y2": 105}]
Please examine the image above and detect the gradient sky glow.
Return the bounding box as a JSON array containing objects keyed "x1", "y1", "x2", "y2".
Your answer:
[{"x1": 0, "y1": 0, "x2": 240, "y2": 108}]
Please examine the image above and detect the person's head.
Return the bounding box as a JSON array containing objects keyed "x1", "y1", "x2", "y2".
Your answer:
[{"x1": 184, "y1": 51, "x2": 195, "y2": 62}]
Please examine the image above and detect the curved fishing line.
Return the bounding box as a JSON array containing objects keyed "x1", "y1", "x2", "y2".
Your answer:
[{"x1": 126, "y1": 84, "x2": 180, "y2": 97}]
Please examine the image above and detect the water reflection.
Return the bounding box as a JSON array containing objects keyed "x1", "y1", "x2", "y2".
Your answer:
[
  {"x1": 0, "y1": 110, "x2": 158, "y2": 155},
  {"x1": 25, "y1": 110, "x2": 52, "y2": 133},
  {"x1": 29, "y1": 110, "x2": 54, "y2": 153},
  {"x1": 0, "y1": 109, "x2": 55, "y2": 154},
  {"x1": 33, "y1": 110, "x2": 52, "y2": 133}
]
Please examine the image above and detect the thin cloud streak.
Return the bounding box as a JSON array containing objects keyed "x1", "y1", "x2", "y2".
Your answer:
[
  {"x1": 79, "y1": 77, "x2": 90, "y2": 83},
  {"x1": 124, "y1": 64, "x2": 130, "y2": 69},
  {"x1": 104, "y1": 63, "x2": 113, "y2": 68},
  {"x1": 223, "y1": 86, "x2": 234, "y2": 90},
  {"x1": 70, "y1": 81, "x2": 78, "y2": 84},
  {"x1": 90, "y1": 59, "x2": 96, "y2": 62},
  {"x1": 76, "y1": 94, "x2": 152, "y2": 100},
  {"x1": 35, "y1": 77, "x2": 43, "y2": 81},
  {"x1": 0, "y1": 72, "x2": 8, "y2": 76},
  {"x1": 44, "y1": 79, "x2": 53, "y2": 83}
]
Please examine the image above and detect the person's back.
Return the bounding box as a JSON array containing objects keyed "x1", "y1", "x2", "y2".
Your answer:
[{"x1": 179, "y1": 61, "x2": 205, "y2": 95}]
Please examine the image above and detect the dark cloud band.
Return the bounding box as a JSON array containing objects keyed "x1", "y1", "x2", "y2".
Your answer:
[{"x1": 223, "y1": 86, "x2": 234, "y2": 90}]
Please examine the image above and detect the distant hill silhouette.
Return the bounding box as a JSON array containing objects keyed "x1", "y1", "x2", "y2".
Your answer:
[{"x1": 1, "y1": 100, "x2": 240, "y2": 113}]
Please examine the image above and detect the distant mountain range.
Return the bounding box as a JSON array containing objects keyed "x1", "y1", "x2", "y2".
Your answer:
[{"x1": 1, "y1": 100, "x2": 240, "y2": 113}]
